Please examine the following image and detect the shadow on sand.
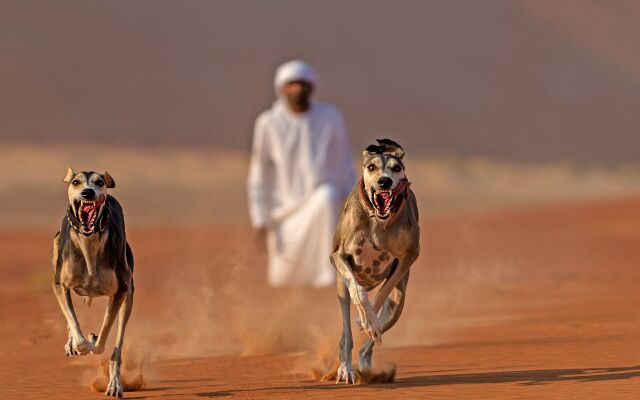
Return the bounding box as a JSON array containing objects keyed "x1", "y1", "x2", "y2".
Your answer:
[
  {"x1": 188, "y1": 365, "x2": 640, "y2": 398},
  {"x1": 124, "y1": 365, "x2": 640, "y2": 398}
]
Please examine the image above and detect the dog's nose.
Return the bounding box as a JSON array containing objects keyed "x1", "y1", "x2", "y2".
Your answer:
[
  {"x1": 81, "y1": 189, "x2": 95, "y2": 199},
  {"x1": 378, "y1": 176, "x2": 393, "y2": 190}
]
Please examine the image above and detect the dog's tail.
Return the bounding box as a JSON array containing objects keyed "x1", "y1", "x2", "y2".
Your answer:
[{"x1": 84, "y1": 296, "x2": 93, "y2": 307}]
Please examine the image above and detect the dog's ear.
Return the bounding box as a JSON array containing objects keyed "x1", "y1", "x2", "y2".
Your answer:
[
  {"x1": 376, "y1": 138, "x2": 405, "y2": 159},
  {"x1": 362, "y1": 144, "x2": 382, "y2": 161},
  {"x1": 103, "y1": 171, "x2": 116, "y2": 188},
  {"x1": 62, "y1": 167, "x2": 75, "y2": 184}
]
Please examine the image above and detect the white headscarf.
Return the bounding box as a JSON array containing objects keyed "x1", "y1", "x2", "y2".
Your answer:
[{"x1": 274, "y1": 60, "x2": 318, "y2": 94}]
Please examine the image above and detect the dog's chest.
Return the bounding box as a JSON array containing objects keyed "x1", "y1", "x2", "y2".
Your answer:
[
  {"x1": 61, "y1": 231, "x2": 119, "y2": 296},
  {"x1": 61, "y1": 261, "x2": 119, "y2": 296},
  {"x1": 351, "y1": 239, "x2": 395, "y2": 290}
]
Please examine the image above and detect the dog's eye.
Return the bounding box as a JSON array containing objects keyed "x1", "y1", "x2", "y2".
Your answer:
[
  {"x1": 71, "y1": 180, "x2": 80, "y2": 186},
  {"x1": 96, "y1": 180, "x2": 104, "y2": 187},
  {"x1": 367, "y1": 164, "x2": 376, "y2": 172},
  {"x1": 391, "y1": 165, "x2": 402, "y2": 173}
]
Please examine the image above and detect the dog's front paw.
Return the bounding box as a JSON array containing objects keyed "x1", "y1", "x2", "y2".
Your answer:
[
  {"x1": 66, "y1": 334, "x2": 95, "y2": 356},
  {"x1": 64, "y1": 336, "x2": 75, "y2": 356},
  {"x1": 349, "y1": 285, "x2": 382, "y2": 343},
  {"x1": 105, "y1": 374, "x2": 123, "y2": 398},
  {"x1": 335, "y1": 361, "x2": 356, "y2": 385},
  {"x1": 88, "y1": 333, "x2": 105, "y2": 355},
  {"x1": 355, "y1": 302, "x2": 382, "y2": 344}
]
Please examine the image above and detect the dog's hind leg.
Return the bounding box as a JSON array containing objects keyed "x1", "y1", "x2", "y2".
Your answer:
[
  {"x1": 92, "y1": 292, "x2": 126, "y2": 355},
  {"x1": 106, "y1": 284, "x2": 134, "y2": 398},
  {"x1": 335, "y1": 277, "x2": 356, "y2": 384},
  {"x1": 52, "y1": 283, "x2": 95, "y2": 356},
  {"x1": 358, "y1": 272, "x2": 409, "y2": 372}
]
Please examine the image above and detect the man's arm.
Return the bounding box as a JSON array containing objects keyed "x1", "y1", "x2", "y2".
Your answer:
[
  {"x1": 247, "y1": 115, "x2": 273, "y2": 230},
  {"x1": 329, "y1": 109, "x2": 356, "y2": 199}
]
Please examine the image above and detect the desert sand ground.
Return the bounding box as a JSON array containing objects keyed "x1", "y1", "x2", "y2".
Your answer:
[{"x1": 2, "y1": 147, "x2": 640, "y2": 399}]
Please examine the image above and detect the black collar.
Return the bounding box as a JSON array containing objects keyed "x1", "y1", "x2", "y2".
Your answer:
[{"x1": 66, "y1": 201, "x2": 110, "y2": 237}]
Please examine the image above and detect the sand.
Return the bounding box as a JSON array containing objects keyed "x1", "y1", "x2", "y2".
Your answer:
[{"x1": 2, "y1": 194, "x2": 640, "y2": 399}]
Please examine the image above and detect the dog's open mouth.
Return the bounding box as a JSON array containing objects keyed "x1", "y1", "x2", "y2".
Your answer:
[
  {"x1": 372, "y1": 190, "x2": 394, "y2": 220},
  {"x1": 369, "y1": 179, "x2": 409, "y2": 221},
  {"x1": 73, "y1": 199, "x2": 104, "y2": 235}
]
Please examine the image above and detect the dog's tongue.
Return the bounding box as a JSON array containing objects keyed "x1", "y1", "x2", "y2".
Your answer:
[
  {"x1": 376, "y1": 192, "x2": 392, "y2": 213},
  {"x1": 376, "y1": 179, "x2": 410, "y2": 215},
  {"x1": 80, "y1": 203, "x2": 96, "y2": 225}
]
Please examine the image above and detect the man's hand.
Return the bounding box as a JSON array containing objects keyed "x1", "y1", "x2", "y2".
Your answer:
[{"x1": 254, "y1": 227, "x2": 268, "y2": 253}]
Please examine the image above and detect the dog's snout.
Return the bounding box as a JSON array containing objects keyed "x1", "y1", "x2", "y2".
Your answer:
[
  {"x1": 81, "y1": 188, "x2": 95, "y2": 199},
  {"x1": 377, "y1": 176, "x2": 393, "y2": 190}
]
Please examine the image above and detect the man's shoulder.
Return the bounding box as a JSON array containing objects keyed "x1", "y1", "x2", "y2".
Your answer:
[{"x1": 255, "y1": 107, "x2": 279, "y2": 127}]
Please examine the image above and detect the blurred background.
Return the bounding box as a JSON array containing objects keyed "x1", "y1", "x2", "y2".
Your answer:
[
  {"x1": 2, "y1": 0, "x2": 640, "y2": 228},
  {"x1": 2, "y1": 0, "x2": 640, "y2": 159},
  {"x1": 2, "y1": 1, "x2": 640, "y2": 397}
]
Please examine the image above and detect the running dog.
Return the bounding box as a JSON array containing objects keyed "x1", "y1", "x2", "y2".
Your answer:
[
  {"x1": 52, "y1": 168, "x2": 134, "y2": 398},
  {"x1": 330, "y1": 139, "x2": 420, "y2": 384}
]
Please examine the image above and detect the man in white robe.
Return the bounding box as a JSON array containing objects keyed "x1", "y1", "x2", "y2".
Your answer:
[{"x1": 247, "y1": 60, "x2": 355, "y2": 287}]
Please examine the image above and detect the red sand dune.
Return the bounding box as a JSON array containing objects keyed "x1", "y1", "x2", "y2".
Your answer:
[{"x1": 2, "y1": 195, "x2": 640, "y2": 398}]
